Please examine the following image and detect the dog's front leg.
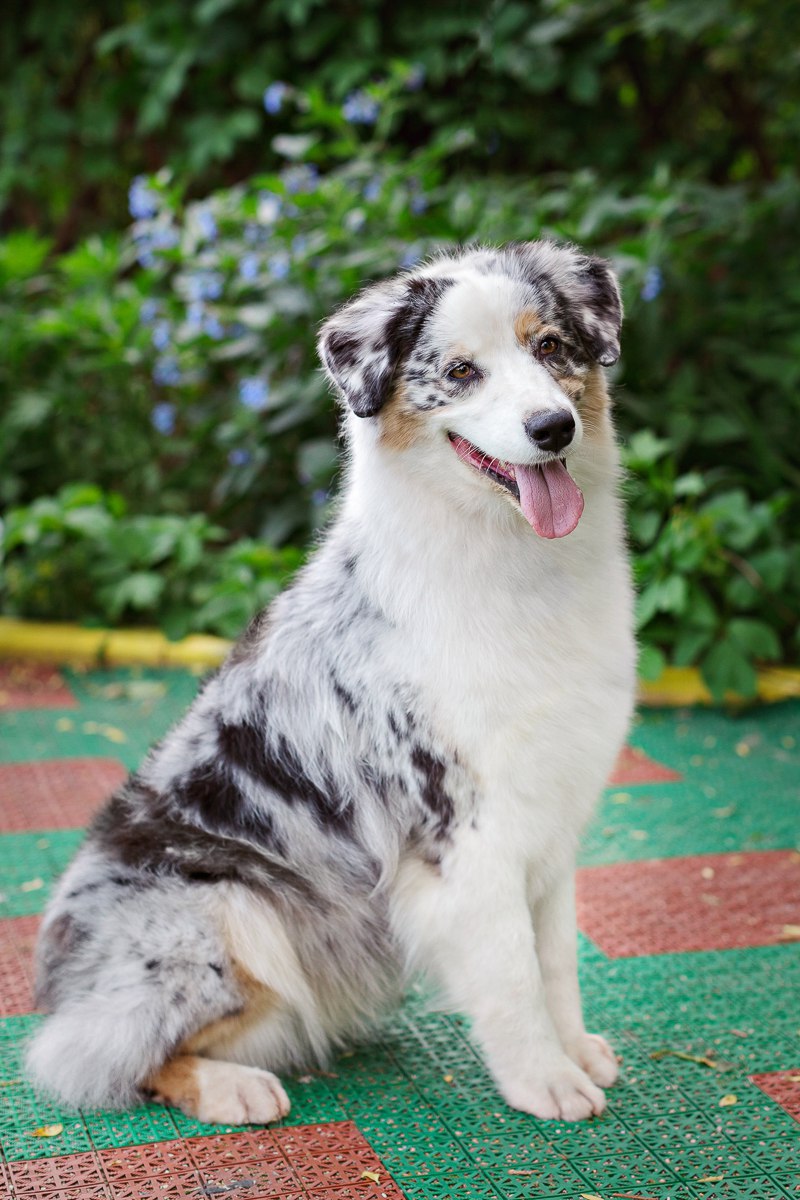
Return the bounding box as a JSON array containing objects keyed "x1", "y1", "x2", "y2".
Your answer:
[
  {"x1": 533, "y1": 868, "x2": 619, "y2": 1088},
  {"x1": 393, "y1": 850, "x2": 606, "y2": 1121}
]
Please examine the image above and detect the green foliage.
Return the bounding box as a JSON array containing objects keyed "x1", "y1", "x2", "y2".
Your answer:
[
  {"x1": 1, "y1": 484, "x2": 302, "y2": 639},
  {"x1": 1, "y1": 2, "x2": 799, "y2": 699}
]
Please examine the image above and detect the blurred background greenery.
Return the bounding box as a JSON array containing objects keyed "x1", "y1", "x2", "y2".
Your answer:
[{"x1": 1, "y1": 0, "x2": 798, "y2": 698}]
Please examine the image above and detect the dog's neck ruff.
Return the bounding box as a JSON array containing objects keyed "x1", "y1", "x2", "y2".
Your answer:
[{"x1": 449, "y1": 433, "x2": 585, "y2": 539}]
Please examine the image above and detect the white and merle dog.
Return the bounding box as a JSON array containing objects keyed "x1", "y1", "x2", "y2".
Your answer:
[{"x1": 28, "y1": 240, "x2": 636, "y2": 1125}]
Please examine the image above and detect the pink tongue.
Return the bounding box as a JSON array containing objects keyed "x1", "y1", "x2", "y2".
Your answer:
[{"x1": 515, "y1": 460, "x2": 584, "y2": 538}]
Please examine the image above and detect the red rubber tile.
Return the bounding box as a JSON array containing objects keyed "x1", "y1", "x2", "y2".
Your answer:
[
  {"x1": 0, "y1": 913, "x2": 41, "y2": 1016},
  {"x1": 750, "y1": 1070, "x2": 800, "y2": 1123},
  {"x1": 0, "y1": 663, "x2": 78, "y2": 711},
  {"x1": 608, "y1": 744, "x2": 683, "y2": 786},
  {"x1": 0, "y1": 759, "x2": 126, "y2": 832},
  {"x1": 9, "y1": 1151, "x2": 107, "y2": 1193},
  {"x1": 577, "y1": 849, "x2": 800, "y2": 957},
  {"x1": 4, "y1": 1124, "x2": 405, "y2": 1199}
]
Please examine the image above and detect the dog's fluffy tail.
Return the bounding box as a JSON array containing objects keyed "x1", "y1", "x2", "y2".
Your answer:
[{"x1": 26, "y1": 997, "x2": 176, "y2": 1111}]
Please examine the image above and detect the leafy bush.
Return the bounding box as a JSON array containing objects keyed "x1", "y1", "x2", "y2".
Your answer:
[
  {"x1": 1, "y1": 6, "x2": 799, "y2": 699},
  {"x1": 1, "y1": 484, "x2": 301, "y2": 639}
]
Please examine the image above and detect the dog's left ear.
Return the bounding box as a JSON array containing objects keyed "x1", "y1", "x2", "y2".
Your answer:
[
  {"x1": 319, "y1": 275, "x2": 447, "y2": 416},
  {"x1": 570, "y1": 254, "x2": 623, "y2": 367}
]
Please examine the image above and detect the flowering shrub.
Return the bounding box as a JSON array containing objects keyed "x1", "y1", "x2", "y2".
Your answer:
[{"x1": 1, "y1": 70, "x2": 799, "y2": 696}]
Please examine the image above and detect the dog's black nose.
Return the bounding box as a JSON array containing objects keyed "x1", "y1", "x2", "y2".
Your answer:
[{"x1": 524, "y1": 409, "x2": 575, "y2": 453}]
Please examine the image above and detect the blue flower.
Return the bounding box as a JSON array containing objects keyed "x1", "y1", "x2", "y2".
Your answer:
[
  {"x1": 239, "y1": 253, "x2": 261, "y2": 280},
  {"x1": 153, "y1": 359, "x2": 182, "y2": 388},
  {"x1": 257, "y1": 191, "x2": 282, "y2": 224},
  {"x1": 149, "y1": 225, "x2": 179, "y2": 251},
  {"x1": 185, "y1": 270, "x2": 224, "y2": 302},
  {"x1": 128, "y1": 176, "x2": 158, "y2": 220},
  {"x1": 405, "y1": 63, "x2": 426, "y2": 92},
  {"x1": 195, "y1": 207, "x2": 217, "y2": 242},
  {"x1": 311, "y1": 488, "x2": 329, "y2": 507},
  {"x1": 291, "y1": 235, "x2": 308, "y2": 257},
  {"x1": 151, "y1": 320, "x2": 171, "y2": 351},
  {"x1": 186, "y1": 301, "x2": 205, "y2": 330},
  {"x1": 410, "y1": 193, "x2": 428, "y2": 215},
  {"x1": 282, "y1": 165, "x2": 319, "y2": 195},
  {"x1": 151, "y1": 401, "x2": 176, "y2": 432},
  {"x1": 400, "y1": 244, "x2": 422, "y2": 269},
  {"x1": 238, "y1": 377, "x2": 270, "y2": 411},
  {"x1": 363, "y1": 177, "x2": 382, "y2": 202},
  {"x1": 228, "y1": 448, "x2": 252, "y2": 466},
  {"x1": 641, "y1": 265, "x2": 663, "y2": 302},
  {"x1": 342, "y1": 90, "x2": 380, "y2": 125},
  {"x1": 267, "y1": 252, "x2": 290, "y2": 280},
  {"x1": 263, "y1": 82, "x2": 289, "y2": 115},
  {"x1": 139, "y1": 299, "x2": 160, "y2": 325},
  {"x1": 203, "y1": 314, "x2": 224, "y2": 340}
]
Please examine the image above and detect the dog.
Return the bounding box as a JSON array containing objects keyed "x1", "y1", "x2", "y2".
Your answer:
[{"x1": 28, "y1": 240, "x2": 636, "y2": 1125}]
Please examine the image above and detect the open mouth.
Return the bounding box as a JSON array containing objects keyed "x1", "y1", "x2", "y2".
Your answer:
[{"x1": 448, "y1": 432, "x2": 584, "y2": 539}]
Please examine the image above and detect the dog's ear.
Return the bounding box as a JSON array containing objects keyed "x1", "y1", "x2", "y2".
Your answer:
[
  {"x1": 570, "y1": 254, "x2": 623, "y2": 367},
  {"x1": 319, "y1": 275, "x2": 448, "y2": 416},
  {"x1": 509, "y1": 241, "x2": 623, "y2": 367}
]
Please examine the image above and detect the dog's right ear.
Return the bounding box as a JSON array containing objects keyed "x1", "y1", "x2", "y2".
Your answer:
[{"x1": 318, "y1": 275, "x2": 447, "y2": 417}]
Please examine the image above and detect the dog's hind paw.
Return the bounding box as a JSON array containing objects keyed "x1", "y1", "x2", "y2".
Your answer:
[
  {"x1": 500, "y1": 1057, "x2": 606, "y2": 1122},
  {"x1": 149, "y1": 1056, "x2": 290, "y2": 1126},
  {"x1": 565, "y1": 1032, "x2": 619, "y2": 1088}
]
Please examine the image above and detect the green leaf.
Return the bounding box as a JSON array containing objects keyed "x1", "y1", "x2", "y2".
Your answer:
[
  {"x1": 727, "y1": 618, "x2": 781, "y2": 661},
  {"x1": 701, "y1": 639, "x2": 758, "y2": 701},
  {"x1": 638, "y1": 643, "x2": 666, "y2": 681}
]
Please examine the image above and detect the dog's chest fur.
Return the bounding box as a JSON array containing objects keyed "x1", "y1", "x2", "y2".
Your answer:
[{"x1": 339, "y1": 437, "x2": 635, "y2": 890}]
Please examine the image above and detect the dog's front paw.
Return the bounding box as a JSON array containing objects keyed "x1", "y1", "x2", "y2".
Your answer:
[
  {"x1": 565, "y1": 1032, "x2": 619, "y2": 1088},
  {"x1": 500, "y1": 1057, "x2": 606, "y2": 1122}
]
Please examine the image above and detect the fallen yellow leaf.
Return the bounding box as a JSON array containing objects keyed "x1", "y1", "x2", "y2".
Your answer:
[
  {"x1": 361, "y1": 1170, "x2": 381, "y2": 1183},
  {"x1": 579, "y1": 1194, "x2": 604, "y2": 1199},
  {"x1": 55, "y1": 718, "x2": 74, "y2": 732},
  {"x1": 697, "y1": 1176, "x2": 724, "y2": 1183},
  {"x1": 443, "y1": 1074, "x2": 454, "y2": 1083},
  {"x1": 651, "y1": 1049, "x2": 719, "y2": 1069},
  {"x1": 100, "y1": 724, "x2": 127, "y2": 744},
  {"x1": 30, "y1": 1124, "x2": 63, "y2": 1137},
  {"x1": 719, "y1": 1094, "x2": 737, "y2": 1106},
  {"x1": 778, "y1": 925, "x2": 800, "y2": 941},
  {"x1": 20, "y1": 878, "x2": 44, "y2": 893}
]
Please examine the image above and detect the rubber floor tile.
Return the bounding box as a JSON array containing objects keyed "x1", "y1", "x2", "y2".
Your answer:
[
  {"x1": 749, "y1": 1070, "x2": 800, "y2": 1123},
  {"x1": 608, "y1": 743, "x2": 683, "y2": 786},
  {"x1": 0, "y1": 913, "x2": 40, "y2": 1016},
  {"x1": 0, "y1": 758, "x2": 126, "y2": 832},
  {"x1": 0, "y1": 664, "x2": 77, "y2": 711},
  {"x1": 576, "y1": 849, "x2": 800, "y2": 956}
]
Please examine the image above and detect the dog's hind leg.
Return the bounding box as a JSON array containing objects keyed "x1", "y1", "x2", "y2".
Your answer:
[{"x1": 147, "y1": 1056, "x2": 289, "y2": 1125}]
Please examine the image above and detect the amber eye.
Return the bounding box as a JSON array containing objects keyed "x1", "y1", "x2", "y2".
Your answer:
[
  {"x1": 539, "y1": 336, "x2": 560, "y2": 356},
  {"x1": 448, "y1": 362, "x2": 475, "y2": 380}
]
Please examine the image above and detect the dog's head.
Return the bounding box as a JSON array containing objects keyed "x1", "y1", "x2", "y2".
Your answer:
[{"x1": 318, "y1": 241, "x2": 622, "y2": 539}]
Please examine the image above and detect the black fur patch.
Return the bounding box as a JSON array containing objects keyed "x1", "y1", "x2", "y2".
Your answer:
[
  {"x1": 90, "y1": 780, "x2": 314, "y2": 901},
  {"x1": 410, "y1": 745, "x2": 455, "y2": 838}
]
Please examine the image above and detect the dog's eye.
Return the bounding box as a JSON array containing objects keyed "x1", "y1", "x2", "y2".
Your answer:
[
  {"x1": 539, "y1": 336, "x2": 560, "y2": 356},
  {"x1": 448, "y1": 362, "x2": 475, "y2": 380}
]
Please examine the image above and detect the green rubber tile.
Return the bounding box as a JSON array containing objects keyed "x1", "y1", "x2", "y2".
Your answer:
[
  {"x1": 0, "y1": 667, "x2": 203, "y2": 770},
  {"x1": 584, "y1": 701, "x2": 800, "y2": 865},
  {"x1": 0, "y1": 830, "x2": 84, "y2": 917}
]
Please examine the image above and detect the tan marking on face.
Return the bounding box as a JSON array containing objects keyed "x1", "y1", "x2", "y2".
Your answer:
[
  {"x1": 513, "y1": 309, "x2": 549, "y2": 347},
  {"x1": 181, "y1": 961, "x2": 278, "y2": 1058},
  {"x1": 579, "y1": 366, "x2": 611, "y2": 433},
  {"x1": 146, "y1": 1054, "x2": 201, "y2": 1112},
  {"x1": 558, "y1": 375, "x2": 585, "y2": 401},
  {"x1": 379, "y1": 382, "x2": 425, "y2": 451}
]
